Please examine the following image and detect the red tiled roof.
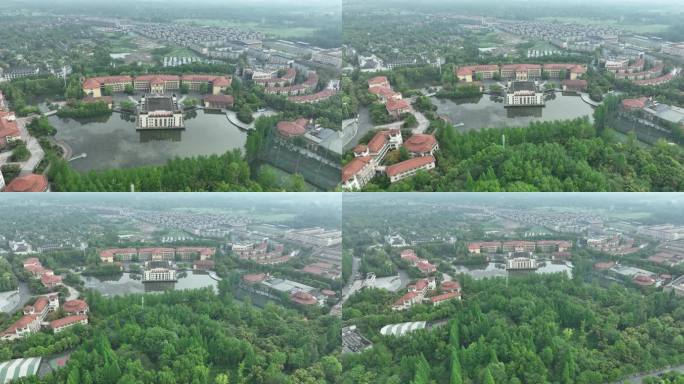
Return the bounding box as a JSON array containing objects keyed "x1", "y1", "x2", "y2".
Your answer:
[
  {"x1": 369, "y1": 87, "x2": 399, "y2": 98},
  {"x1": 353, "y1": 144, "x2": 368, "y2": 154},
  {"x1": 41, "y1": 274, "x2": 62, "y2": 286},
  {"x1": 204, "y1": 94, "x2": 234, "y2": 104},
  {"x1": 501, "y1": 64, "x2": 542, "y2": 71},
  {"x1": 633, "y1": 274, "x2": 656, "y2": 286},
  {"x1": 4, "y1": 174, "x2": 48, "y2": 192},
  {"x1": 411, "y1": 279, "x2": 429, "y2": 291},
  {"x1": 368, "y1": 76, "x2": 389, "y2": 87},
  {"x1": 23, "y1": 258, "x2": 40, "y2": 266},
  {"x1": 403, "y1": 134, "x2": 437, "y2": 154},
  {"x1": 0, "y1": 116, "x2": 20, "y2": 139},
  {"x1": 386, "y1": 99, "x2": 410, "y2": 112},
  {"x1": 393, "y1": 291, "x2": 418, "y2": 306},
  {"x1": 367, "y1": 131, "x2": 389, "y2": 153},
  {"x1": 386, "y1": 156, "x2": 435, "y2": 177},
  {"x1": 212, "y1": 76, "x2": 232, "y2": 87},
  {"x1": 441, "y1": 281, "x2": 461, "y2": 291},
  {"x1": 342, "y1": 156, "x2": 373, "y2": 183},
  {"x1": 63, "y1": 300, "x2": 88, "y2": 314},
  {"x1": 50, "y1": 315, "x2": 87, "y2": 330},
  {"x1": 135, "y1": 74, "x2": 180, "y2": 82},
  {"x1": 562, "y1": 79, "x2": 588, "y2": 89},
  {"x1": 2, "y1": 315, "x2": 37, "y2": 335},
  {"x1": 82, "y1": 78, "x2": 102, "y2": 90},
  {"x1": 416, "y1": 261, "x2": 437, "y2": 273},
  {"x1": 32, "y1": 297, "x2": 49, "y2": 313},
  {"x1": 593, "y1": 261, "x2": 616, "y2": 270},
  {"x1": 138, "y1": 247, "x2": 174, "y2": 253},
  {"x1": 430, "y1": 291, "x2": 461, "y2": 303},
  {"x1": 290, "y1": 291, "x2": 317, "y2": 305},
  {"x1": 622, "y1": 97, "x2": 648, "y2": 110},
  {"x1": 276, "y1": 118, "x2": 307, "y2": 137},
  {"x1": 242, "y1": 273, "x2": 267, "y2": 284}
]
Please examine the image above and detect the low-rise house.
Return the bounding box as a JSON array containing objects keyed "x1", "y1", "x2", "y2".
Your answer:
[
  {"x1": 386, "y1": 156, "x2": 436, "y2": 183},
  {"x1": 50, "y1": 315, "x2": 88, "y2": 334},
  {"x1": 62, "y1": 299, "x2": 88, "y2": 316}
]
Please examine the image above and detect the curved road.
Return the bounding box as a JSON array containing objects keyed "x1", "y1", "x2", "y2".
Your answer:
[{"x1": 612, "y1": 365, "x2": 684, "y2": 383}]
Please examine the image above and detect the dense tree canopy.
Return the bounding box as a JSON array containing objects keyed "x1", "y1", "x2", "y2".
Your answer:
[
  {"x1": 341, "y1": 274, "x2": 684, "y2": 384},
  {"x1": 8, "y1": 289, "x2": 342, "y2": 384}
]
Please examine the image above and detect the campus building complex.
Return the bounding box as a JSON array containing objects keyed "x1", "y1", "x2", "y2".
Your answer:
[
  {"x1": 456, "y1": 63, "x2": 587, "y2": 82},
  {"x1": 467, "y1": 240, "x2": 572, "y2": 254},
  {"x1": 82, "y1": 74, "x2": 232, "y2": 98},
  {"x1": 99, "y1": 247, "x2": 215, "y2": 263},
  {"x1": 231, "y1": 239, "x2": 289, "y2": 264},
  {"x1": 342, "y1": 77, "x2": 440, "y2": 190}
]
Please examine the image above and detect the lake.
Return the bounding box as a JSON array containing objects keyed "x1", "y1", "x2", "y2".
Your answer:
[
  {"x1": 453, "y1": 261, "x2": 573, "y2": 279},
  {"x1": 51, "y1": 108, "x2": 247, "y2": 172},
  {"x1": 431, "y1": 92, "x2": 594, "y2": 131},
  {"x1": 82, "y1": 271, "x2": 218, "y2": 296}
]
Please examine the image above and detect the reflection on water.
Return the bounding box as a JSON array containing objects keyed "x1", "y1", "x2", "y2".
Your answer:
[
  {"x1": 82, "y1": 271, "x2": 218, "y2": 297},
  {"x1": 506, "y1": 107, "x2": 543, "y2": 118},
  {"x1": 139, "y1": 129, "x2": 183, "y2": 143},
  {"x1": 432, "y1": 91, "x2": 594, "y2": 132},
  {"x1": 51, "y1": 109, "x2": 247, "y2": 172},
  {"x1": 454, "y1": 261, "x2": 573, "y2": 280}
]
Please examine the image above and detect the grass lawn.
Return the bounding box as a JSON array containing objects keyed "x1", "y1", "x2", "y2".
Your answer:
[
  {"x1": 176, "y1": 18, "x2": 317, "y2": 38},
  {"x1": 474, "y1": 31, "x2": 503, "y2": 48},
  {"x1": 103, "y1": 34, "x2": 138, "y2": 54}
]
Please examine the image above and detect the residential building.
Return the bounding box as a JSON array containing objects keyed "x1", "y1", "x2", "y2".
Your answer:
[
  {"x1": 203, "y1": 94, "x2": 234, "y2": 109},
  {"x1": 341, "y1": 156, "x2": 374, "y2": 190},
  {"x1": 386, "y1": 156, "x2": 436, "y2": 183},
  {"x1": 192, "y1": 259, "x2": 215, "y2": 271},
  {"x1": 63, "y1": 300, "x2": 89, "y2": 316},
  {"x1": 276, "y1": 118, "x2": 308, "y2": 138},
  {"x1": 402, "y1": 134, "x2": 439, "y2": 157},
  {"x1": 138, "y1": 247, "x2": 176, "y2": 261},
  {"x1": 50, "y1": 315, "x2": 88, "y2": 334},
  {"x1": 0, "y1": 111, "x2": 20, "y2": 144},
  {"x1": 82, "y1": 74, "x2": 231, "y2": 97},
  {"x1": 386, "y1": 99, "x2": 411, "y2": 119},
  {"x1": 562, "y1": 79, "x2": 588, "y2": 92}
]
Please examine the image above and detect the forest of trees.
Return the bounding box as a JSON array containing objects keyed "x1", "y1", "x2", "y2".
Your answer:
[
  {"x1": 362, "y1": 105, "x2": 684, "y2": 192},
  {"x1": 341, "y1": 273, "x2": 684, "y2": 384},
  {"x1": 5, "y1": 289, "x2": 342, "y2": 384},
  {"x1": 56, "y1": 101, "x2": 112, "y2": 119}
]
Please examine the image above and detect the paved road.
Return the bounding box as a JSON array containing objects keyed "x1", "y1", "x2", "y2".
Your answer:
[
  {"x1": 411, "y1": 109, "x2": 430, "y2": 134},
  {"x1": 612, "y1": 364, "x2": 684, "y2": 383},
  {"x1": 64, "y1": 284, "x2": 79, "y2": 301},
  {"x1": 0, "y1": 116, "x2": 45, "y2": 175},
  {"x1": 333, "y1": 256, "x2": 361, "y2": 315}
]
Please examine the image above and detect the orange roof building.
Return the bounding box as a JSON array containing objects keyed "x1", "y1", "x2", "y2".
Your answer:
[
  {"x1": 386, "y1": 156, "x2": 435, "y2": 183},
  {"x1": 63, "y1": 300, "x2": 89, "y2": 315},
  {"x1": 50, "y1": 315, "x2": 88, "y2": 333},
  {"x1": 4, "y1": 174, "x2": 49, "y2": 192},
  {"x1": 403, "y1": 134, "x2": 439, "y2": 157},
  {"x1": 276, "y1": 118, "x2": 308, "y2": 138},
  {"x1": 341, "y1": 156, "x2": 374, "y2": 190}
]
